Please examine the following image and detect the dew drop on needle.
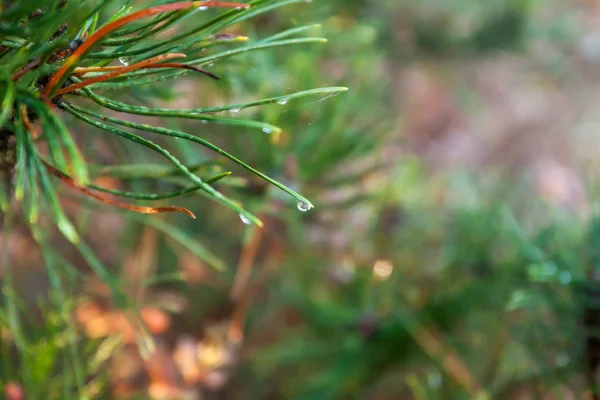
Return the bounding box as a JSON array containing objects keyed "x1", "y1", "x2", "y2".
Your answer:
[
  {"x1": 118, "y1": 56, "x2": 133, "y2": 66},
  {"x1": 297, "y1": 201, "x2": 312, "y2": 212},
  {"x1": 239, "y1": 213, "x2": 251, "y2": 225}
]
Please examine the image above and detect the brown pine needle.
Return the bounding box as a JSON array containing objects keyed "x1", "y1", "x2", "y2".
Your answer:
[
  {"x1": 20, "y1": 105, "x2": 41, "y2": 139},
  {"x1": 230, "y1": 225, "x2": 263, "y2": 300},
  {"x1": 55, "y1": 53, "x2": 186, "y2": 95},
  {"x1": 228, "y1": 222, "x2": 264, "y2": 345},
  {"x1": 12, "y1": 60, "x2": 40, "y2": 81},
  {"x1": 74, "y1": 62, "x2": 220, "y2": 80},
  {"x1": 42, "y1": 160, "x2": 196, "y2": 219},
  {"x1": 146, "y1": 62, "x2": 220, "y2": 80},
  {"x1": 73, "y1": 66, "x2": 139, "y2": 73},
  {"x1": 22, "y1": 104, "x2": 194, "y2": 218},
  {"x1": 42, "y1": 1, "x2": 249, "y2": 96}
]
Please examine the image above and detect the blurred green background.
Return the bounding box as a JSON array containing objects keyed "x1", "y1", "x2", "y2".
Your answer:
[{"x1": 7, "y1": 0, "x2": 600, "y2": 399}]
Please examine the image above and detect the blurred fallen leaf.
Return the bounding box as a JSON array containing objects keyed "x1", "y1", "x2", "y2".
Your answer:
[
  {"x1": 141, "y1": 307, "x2": 171, "y2": 335},
  {"x1": 3, "y1": 382, "x2": 24, "y2": 400},
  {"x1": 148, "y1": 381, "x2": 197, "y2": 400},
  {"x1": 173, "y1": 335, "x2": 202, "y2": 384}
]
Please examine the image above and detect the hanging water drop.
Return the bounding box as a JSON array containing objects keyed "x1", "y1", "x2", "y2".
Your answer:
[
  {"x1": 296, "y1": 201, "x2": 312, "y2": 212},
  {"x1": 559, "y1": 271, "x2": 572, "y2": 285},
  {"x1": 555, "y1": 352, "x2": 570, "y2": 367},
  {"x1": 198, "y1": 6, "x2": 208, "y2": 10},
  {"x1": 262, "y1": 126, "x2": 273, "y2": 134},
  {"x1": 119, "y1": 56, "x2": 133, "y2": 66},
  {"x1": 230, "y1": 107, "x2": 242, "y2": 113},
  {"x1": 239, "y1": 213, "x2": 251, "y2": 225},
  {"x1": 69, "y1": 39, "x2": 83, "y2": 50},
  {"x1": 277, "y1": 98, "x2": 289, "y2": 105}
]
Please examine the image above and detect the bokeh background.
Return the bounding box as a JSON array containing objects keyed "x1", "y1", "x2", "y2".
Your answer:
[{"x1": 8, "y1": 0, "x2": 600, "y2": 399}]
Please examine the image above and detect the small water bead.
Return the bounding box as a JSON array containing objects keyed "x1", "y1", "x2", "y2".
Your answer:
[
  {"x1": 69, "y1": 39, "x2": 83, "y2": 50},
  {"x1": 262, "y1": 126, "x2": 274, "y2": 134},
  {"x1": 559, "y1": 271, "x2": 572, "y2": 285},
  {"x1": 296, "y1": 201, "x2": 312, "y2": 212},
  {"x1": 239, "y1": 213, "x2": 251, "y2": 225},
  {"x1": 555, "y1": 352, "x2": 570, "y2": 367},
  {"x1": 119, "y1": 56, "x2": 134, "y2": 66},
  {"x1": 198, "y1": 6, "x2": 208, "y2": 10},
  {"x1": 427, "y1": 372, "x2": 442, "y2": 389},
  {"x1": 277, "y1": 98, "x2": 289, "y2": 105},
  {"x1": 230, "y1": 107, "x2": 242, "y2": 113}
]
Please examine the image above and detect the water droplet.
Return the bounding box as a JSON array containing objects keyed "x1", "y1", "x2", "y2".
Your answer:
[
  {"x1": 277, "y1": 98, "x2": 289, "y2": 105},
  {"x1": 296, "y1": 201, "x2": 312, "y2": 212},
  {"x1": 230, "y1": 107, "x2": 241, "y2": 113},
  {"x1": 555, "y1": 352, "x2": 570, "y2": 367},
  {"x1": 262, "y1": 126, "x2": 274, "y2": 134},
  {"x1": 239, "y1": 213, "x2": 251, "y2": 225},
  {"x1": 208, "y1": 63, "x2": 214, "y2": 67},
  {"x1": 543, "y1": 261, "x2": 558, "y2": 275},
  {"x1": 201, "y1": 120, "x2": 208, "y2": 124},
  {"x1": 235, "y1": 6, "x2": 243, "y2": 10},
  {"x1": 427, "y1": 371, "x2": 442, "y2": 388},
  {"x1": 69, "y1": 39, "x2": 83, "y2": 50},
  {"x1": 198, "y1": 6, "x2": 208, "y2": 10},
  {"x1": 119, "y1": 56, "x2": 133, "y2": 66},
  {"x1": 559, "y1": 271, "x2": 572, "y2": 285}
]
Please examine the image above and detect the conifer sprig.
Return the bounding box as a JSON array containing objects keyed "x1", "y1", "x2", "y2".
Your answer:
[{"x1": 0, "y1": 0, "x2": 347, "y2": 278}]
